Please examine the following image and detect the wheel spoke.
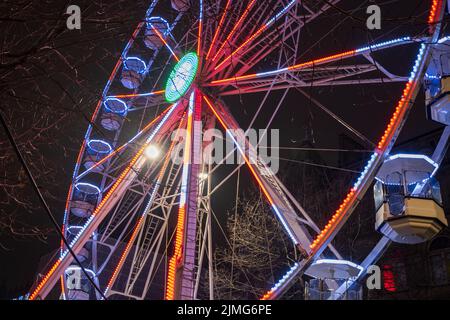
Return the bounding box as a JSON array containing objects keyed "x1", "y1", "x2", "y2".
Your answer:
[
  {"x1": 208, "y1": 37, "x2": 418, "y2": 87},
  {"x1": 205, "y1": 0, "x2": 233, "y2": 61},
  {"x1": 214, "y1": 0, "x2": 297, "y2": 72}
]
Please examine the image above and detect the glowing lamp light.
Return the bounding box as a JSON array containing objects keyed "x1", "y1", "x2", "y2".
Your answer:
[
  {"x1": 199, "y1": 172, "x2": 208, "y2": 180},
  {"x1": 165, "y1": 52, "x2": 199, "y2": 103},
  {"x1": 145, "y1": 145, "x2": 160, "y2": 159}
]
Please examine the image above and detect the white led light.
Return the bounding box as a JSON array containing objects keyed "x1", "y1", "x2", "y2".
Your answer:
[{"x1": 144, "y1": 145, "x2": 160, "y2": 160}]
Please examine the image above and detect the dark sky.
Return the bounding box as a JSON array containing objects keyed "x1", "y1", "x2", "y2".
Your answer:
[{"x1": 0, "y1": 0, "x2": 445, "y2": 298}]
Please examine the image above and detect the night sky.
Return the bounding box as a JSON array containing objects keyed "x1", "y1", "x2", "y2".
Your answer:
[{"x1": 0, "y1": 0, "x2": 445, "y2": 299}]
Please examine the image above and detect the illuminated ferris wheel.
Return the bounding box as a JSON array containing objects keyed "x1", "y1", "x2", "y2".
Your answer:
[{"x1": 29, "y1": 0, "x2": 450, "y2": 300}]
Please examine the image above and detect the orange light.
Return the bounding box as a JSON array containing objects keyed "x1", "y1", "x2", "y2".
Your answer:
[
  {"x1": 211, "y1": 50, "x2": 357, "y2": 85},
  {"x1": 113, "y1": 90, "x2": 165, "y2": 99},
  {"x1": 166, "y1": 102, "x2": 194, "y2": 300},
  {"x1": 211, "y1": 0, "x2": 256, "y2": 63},
  {"x1": 428, "y1": 0, "x2": 441, "y2": 25},
  {"x1": 214, "y1": 20, "x2": 269, "y2": 71},
  {"x1": 206, "y1": 0, "x2": 232, "y2": 60},
  {"x1": 152, "y1": 25, "x2": 179, "y2": 61}
]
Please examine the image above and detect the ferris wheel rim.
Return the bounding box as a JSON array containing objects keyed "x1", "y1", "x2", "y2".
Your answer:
[{"x1": 28, "y1": 0, "x2": 446, "y2": 301}]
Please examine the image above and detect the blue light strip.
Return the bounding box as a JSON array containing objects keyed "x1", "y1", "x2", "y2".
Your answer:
[
  {"x1": 74, "y1": 182, "x2": 101, "y2": 195},
  {"x1": 146, "y1": 16, "x2": 178, "y2": 59},
  {"x1": 385, "y1": 153, "x2": 439, "y2": 178},
  {"x1": 355, "y1": 37, "x2": 412, "y2": 53},
  {"x1": 253, "y1": 37, "x2": 414, "y2": 80},
  {"x1": 123, "y1": 57, "x2": 147, "y2": 74},
  {"x1": 265, "y1": 0, "x2": 297, "y2": 27},
  {"x1": 103, "y1": 98, "x2": 128, "y2": 114},
  {"x1": 145, "y1": 16, "x2": 170, "y2": 35},
  {"x1": 61, "y1": 10, "x2": 149, "y2": 260},
  {"x1": 312, "y1": 259, "x2": 364, "y2": 279},
  {"x1": 87, "y1": 139, "x2": 112, "y2": 154},
  {"x1": 75, "y1": 106, "x2": 172, "y2": 182},
  {"x1": 262, "y1": 263, "x2": 300, "y2": 299},
  {"x1": 438, "y1": 35, "x2": 450, "y2": 43},
  {"x1": 353, "y1": 152, "x2": 379, "y2": 190},
  {"x1": 425, "y1": 73, "x2": 441, "y2": 79},
  {"x1": 408, "y1": 44, "x2": 426, "y2": 82}
]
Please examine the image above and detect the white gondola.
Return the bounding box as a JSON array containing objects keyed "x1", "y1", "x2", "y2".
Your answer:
[
  {"x1": 70, "y1": 200, "x2": 95, "y2": 218},
  {"x1": 76, "y1": 247, "x2": 90, "y2": 263},
  {"x1": 426, "y1": 37, "x2": 450, "y2": 125},
  {"x1": 83, "y1": 139, "x2": 112, "y2": 172},
  {"x1": 171, "y1": 0, "x2": 190, "y2": 12},
  {"x1": 120, "y1": 57, "x2": 147, "y2": 89},
  {"x1": 305, "y1": 259, "x2": 363, "y2": 300},
  {"x1": 70, "y1": 182, "x2": 100, "y2": 218},
  {"x1": 100, "y1": 98, "x2": 128, "y2": 131},
  {"x1": 100, "y1": 112, "x2": 123, "y2": 131},
  {"x1": 374, "y1": 154, "x2": 448, "y2": 244},
  {"x1": 144, "y1": 17, "x2": 169, "y2": 50}
]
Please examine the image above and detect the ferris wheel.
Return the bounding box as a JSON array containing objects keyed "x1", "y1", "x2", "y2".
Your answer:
[{"x1": 28, "y1": 0, "x2": 450, "y2": 300}]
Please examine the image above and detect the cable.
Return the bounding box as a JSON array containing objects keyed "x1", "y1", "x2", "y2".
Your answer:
[{"x1": 0, "y1": 109, "x2": 107, "y2": 300}]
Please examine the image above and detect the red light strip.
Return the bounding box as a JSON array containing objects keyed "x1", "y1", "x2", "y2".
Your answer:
[
  {"x1": 60, "y1": 275, "x2": 65, "y2": 299},
  {"x1": 30, "y1": 259, "x2": 63, "y2": 300},
  {"x1": 214, "y1": 20, "x2": 268, "y2": 70},
  {"x1": 105, "y1": 214, "x2": 144, "y2": 292},
  {"x1": 210, "y1": 0, "x2": 256, "y2": 63},
  {"x1": 166, "y1": 100, "x2": 194, "y2": 300},
  {"x1": 112, "y1": 90, "x2": 165, "y2": 99},
  {"x1": 309, "y1": 188, "x2": 357, "y2": 250},
  {"x1": 210, "y1": 49, "x2": 357, "y2": 85},
  {"x1": 214, "y1": 0, "x2": 296, "y2": 71},
  {"x1": 205, "y1": 0, "x2": 232, "y2": 60},
  {"x1": 428, "y1": 0, "x2": 442, "y2": 25}
]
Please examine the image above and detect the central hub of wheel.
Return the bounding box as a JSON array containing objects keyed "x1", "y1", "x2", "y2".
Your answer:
[{"x1": 165, "y1": 52, "x2": 199, "y2": 103}]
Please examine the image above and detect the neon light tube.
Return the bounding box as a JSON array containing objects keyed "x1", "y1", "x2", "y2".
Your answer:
[
  {"x1": 111, "y1": 90, "x2": 165, "y2": 99},
  {"x1": 210, "y1": 37, "x2": 413, "y2": 85},
  {"x1": 214, "y1": 0, "x2": 296, "y2": 70},
  {"x1": 206, "y1": 0, "x2": 232, "y2": 60},
  {"x1": 166, "y1": 94, "x2": 195, "y2": 300},
  {"x1": 150, "y1": 24, "x2": 179, "y2": 62},
  {"x1": 210, "y1": 0, "x2": 256, "y2": 62}
]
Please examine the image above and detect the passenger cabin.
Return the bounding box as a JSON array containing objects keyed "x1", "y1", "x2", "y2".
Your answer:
[{"x1": 374, "y1": 154, "x2": 448, "y2": 244}]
